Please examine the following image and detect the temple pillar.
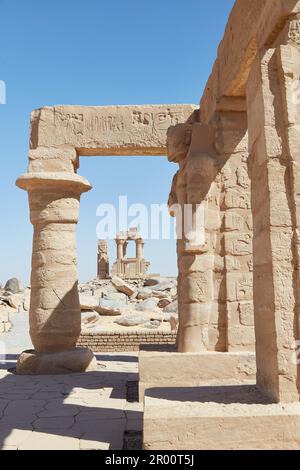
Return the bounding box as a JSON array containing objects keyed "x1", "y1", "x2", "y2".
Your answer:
[
  {"x1": 246, "y1": 19, "x2": 300, "y2": 401},
  {"x1": 116, "y1": 239, "x2": 124, "y2": 260},
  {"x1": 136, "y1": 239, "x2": 144, "y2": 260},
  {"x1": 15, "y1": 150, "x2": 97, "y2": 374}
]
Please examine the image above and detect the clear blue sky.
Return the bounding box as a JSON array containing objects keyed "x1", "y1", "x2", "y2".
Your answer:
[{"x1": 0, "y1": 0, "x2": 234, "y2": 284}]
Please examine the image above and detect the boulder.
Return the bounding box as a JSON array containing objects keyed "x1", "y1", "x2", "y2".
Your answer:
[
  {"x1": 115, "y1": 312, "x2": 149, "y2": 327},
  {"x1": 144, "y1": 320, "x2": 161, "y2": 329},
  {"x1": 103, "y1": 292, "x2": 127, "y2": 303},
  {"x1": 79, "y1": 294, "x2": 100, "y2": 311},
  {"x1": 137, "y1": 288, "x2": 153, "y2": 300},
  {"x1": 163, "y1": 300, "x2": 178, "y2": 314},
  {"x1": 7, "y1": 294, "x2": 24, "y2": 310},
  {"x1": 151, "y1": 280, "x2": 175, "y2": 292},
  {"x1": 144, "y1": 278, "x2": 161, "y2": 287},
  {"x1": 158, "y1": 298, "x2": 172, "y2": 309},
  {"x1": 4, "y1": 278, "x2": 23, "y2": 294},
  {"x1": 95, "y1": 299, "x2": 128, "y2": 316},
  {"x1": 81, "y1": 311, "x2": 99, "y2": 325},
  {"x1": 112, "y1": 277, "x2": 136, "y2": 296},
  {"x1": 136, "y1": 298, "x2": 159, "y2": 312}
]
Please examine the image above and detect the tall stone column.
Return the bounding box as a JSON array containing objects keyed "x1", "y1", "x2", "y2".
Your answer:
[
  {"x1": 97, "y1": 240, "x2": 109, "y2": 279},
  {"x1": 136, "y1": 239, "x2": 144, "y2": 260},
  {"x1": 246, "y1": 19, "x2": 300, "y2": 402},
  {"x1": 116, "y1": 239, "x2": 124, "y2": 260},
  {"x1": 15, "y1": 170, "x2": 97, "y2": 374}
]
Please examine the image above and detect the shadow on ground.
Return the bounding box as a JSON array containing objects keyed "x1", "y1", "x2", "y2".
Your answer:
[{"x1": 0, "y1": 354, "x2": 142, "y2": 450}]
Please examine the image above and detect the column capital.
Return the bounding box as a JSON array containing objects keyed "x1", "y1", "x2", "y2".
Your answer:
[{"x1": 16, "y1": 172, "x2": 92, "y2": 194}]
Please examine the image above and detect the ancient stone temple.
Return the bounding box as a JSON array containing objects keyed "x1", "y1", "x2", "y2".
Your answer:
[
  {"x1": 97, "y1": 239, "x2": 109, "y2": 279},
  {"x1": 15, "y1": 0, "x2": 300, "y2": 449},
  {"x1": 111, "y1": 228, "x2": 150, "y2": 279},
  {"x1": 16, "y1": 104, "x2": 195, "y2": 375}
]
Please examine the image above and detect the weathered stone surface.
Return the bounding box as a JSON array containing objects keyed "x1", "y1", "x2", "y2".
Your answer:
[
  {"x1": 95, "y1": 299, "x2": 127, "y2": 316},
  {"x1": 157, "y1": 298, "x2": 172, "y2": 309},
  {"x1": 136, "y1": 298, "x2": 159, "y2": 312},
  {"x1": 30, "y1": 105, "x2": 197, "y2": 155},
  {"x1": 97, "y1": 239, "x2": 109, "y2": 280},
  {"x1": 16, "y1": 348, "x2": 97, "y2": 375},
  {"x1": 79, "y1": 295, "x2": 99, "y2": 311},
  {"x1": 139, "y1": 348, "x2": 256, "y2": 402},
  {"x1": 144, "y1": 278, "x2": 161, "y2": 287},
  {"x1": 115, "y1": 313, "x2": 149, "y2": 327},
  {"x1": 112, "y1": 277, "x2": 136, "y2": 296},
  {"x1": 143, "y1": 389, "x2": 300, "y2": 450},
  {"x1": 81, "y1": 311, "x2": 99, "y2": 325},
  {"x1": 163, "y1": 301, "x2": 178, "y2": 314},
  {"x1": 137, "y1": 288, "x2": 153, "y2": 300},
  {"x1": 103, "y1": 292, "x2": 127, "y2": 303},
  {"x1": 4, "y1": 278, "x2": 23, "y2": 294}
]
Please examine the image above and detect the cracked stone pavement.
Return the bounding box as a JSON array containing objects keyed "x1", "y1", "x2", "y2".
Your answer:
[{"x1": 0, "y1": 351, "x2": 142, "y2": 450}]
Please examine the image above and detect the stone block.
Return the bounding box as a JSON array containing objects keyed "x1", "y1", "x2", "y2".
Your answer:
[
  {"x1": 143, "y1": 385, "x2": 300, "y2": 450},
  {"x1": 138, "y1": 346, "x2": 256, "y2": 402}
]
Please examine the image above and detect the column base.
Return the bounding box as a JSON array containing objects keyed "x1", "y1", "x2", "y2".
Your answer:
[{"x1": 16, "y1": 347, "x2": 97, "y2": 375}]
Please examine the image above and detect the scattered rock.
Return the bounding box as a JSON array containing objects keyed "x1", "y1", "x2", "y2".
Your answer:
[
  {"x1": 143, "y1": 278, "x2": 161, "y2": 287},
  {"x1": 151, "y1": 280, "x2": 175, "y2": 292},
  {"x1": 137, "y1": 288, "x2": 153, "y2": 300},
  {"x1": 144, "y1": 320, "x2": 161, "y2": 329},
  {"x1": 95, "y1": 299, "x2": 127, "y2": 316},
  {"x1": 136, "y1": 298, "x2": 159, "y2": 312},
  {"x1": 112, "y1": 277, "x2": 136, "y2": 297},
  {"x1": 158, "y1": 298, "x2": 172, "y2": 309},
  {"x1": 115, "y1": 313, "x2": 149, "y2": 327},
  {"x1": 7, "y1": 294, "x2": 24, "y2": 310},
  {"x1": 163, "y1": 300, "x2": 178, "y2": 314},
  {"x1": 81, "y1": 311, "x2": 99, "y2": 325},
  {"x1": 170, "y1": 313, "x2": 179, "y2": 332},
  {"x1": 4, "y1": 278, "x2": 23, "y2": 294},
  {"x1": 103, "y1": 292, "x2": 127, "y2": 303},
  {"x1": 145, "y1": 311, "x2": 164, "y2": 322},
  {"x1": 79, "y1": 295, "x2": 99, "y2": 311}
]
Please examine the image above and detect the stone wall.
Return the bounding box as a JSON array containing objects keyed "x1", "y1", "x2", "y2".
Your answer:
[{"x1": 77, "y1": 330, "x2": 177, "y2": 352}]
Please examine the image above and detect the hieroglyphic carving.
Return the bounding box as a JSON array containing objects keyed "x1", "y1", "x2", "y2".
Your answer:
[
  {"x1": 55, "y1": 111, "x2": 124, "y2": 135},
  {"x1": 227, "y1": 272, "x2": 253, "y2": 302},
  {"x1": 225, "y1": 233, "x2": 252, "y2": 256},
  {"x1": 132, "y1": 109, "x2": 185, "y2": 132},
  {"x1": 224, "y1": 189, "x2": 251, "y2": 209}
]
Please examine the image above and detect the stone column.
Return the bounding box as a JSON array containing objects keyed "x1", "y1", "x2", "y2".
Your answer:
[
  {"x1": 97, "y1": 240, "x2": 109, "y2": 279},
  {"x1": 15, "y1": 170, "x2": 97, "y2": 374},
  {"x1": 246, "y1": 19, "x2": 300, "y2": 402},
  {"x1": 116, "y1": 239, "x2": 124, "y2": 260},
  {"x1": 136, "y1": 239, "x2": 144, "y2": 260}
]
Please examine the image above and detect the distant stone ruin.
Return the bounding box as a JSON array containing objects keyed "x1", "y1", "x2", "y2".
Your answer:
[
  {"x1": 97, "y1": 240, "x2": 109, "y2": 280},
  {"x1": 111, "y1": 228, "x2": 150, "y2": 279}
]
